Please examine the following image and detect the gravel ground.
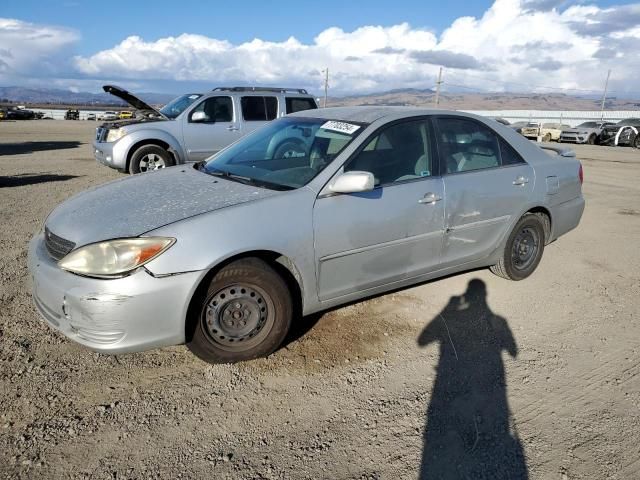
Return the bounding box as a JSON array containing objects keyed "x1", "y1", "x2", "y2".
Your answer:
[{"x1": 1, "y1": 120, "x2": 639, "y2": 479}]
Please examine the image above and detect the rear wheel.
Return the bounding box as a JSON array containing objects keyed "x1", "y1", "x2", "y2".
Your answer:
[
  {"x1": 542, "y1": 133, "x2": 551, "y2": 142},
  {"x1": 491, "y1": 213, "x2": 546, "y2": 281},
  {"x1": 129, "y1": 145, "x2": 174, "y2": 174},
  {"x1": 187, "y1": 258, "x2": 292, "y2": 364}
]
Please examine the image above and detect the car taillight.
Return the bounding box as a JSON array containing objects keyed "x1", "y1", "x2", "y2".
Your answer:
[{"x1": 579, "y1": 163, "x2": 584, "y2": 185}]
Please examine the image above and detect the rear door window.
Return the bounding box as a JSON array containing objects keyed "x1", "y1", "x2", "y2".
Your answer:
[
  {"x1": 436, "y1": 117, "x2": 501, "y2": 174},
  {"x1": 285, "y1": 97, "x2": 317, "y2": 114},
  {"x1": 241, "y1": 96, "x2": 278, "y2": 121}
]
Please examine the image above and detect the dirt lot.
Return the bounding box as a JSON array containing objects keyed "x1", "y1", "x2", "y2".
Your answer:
[{"x1": 0, "y1": 120, "x2": 639, "y2": 479}]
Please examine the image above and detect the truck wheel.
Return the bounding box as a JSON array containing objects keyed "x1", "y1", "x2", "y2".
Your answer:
[
  {"x1": 588, "y1": 134, "x2": 596, "y2": 145},
  {"x1": 490, "y1": 213, "x2": 546, "y2": 281},
  {"x1": 129, "y1": 145, "x2": 174, "y2": 174},
  {"x1": 187, "y1": 258, "x2": 292, "y2": 364},
  {"x1": 542, "y1": 133, "x2": 551, "y2": 142}
]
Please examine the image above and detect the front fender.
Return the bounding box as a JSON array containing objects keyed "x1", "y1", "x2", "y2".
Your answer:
[{"x1": 114, "y1": 129, "x2": 186, "y2": 167}]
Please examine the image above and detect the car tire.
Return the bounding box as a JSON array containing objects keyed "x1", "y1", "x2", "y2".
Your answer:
[
  {"x1": 588, "y1": 134, "x2": 596, "y2": 145},
  {"x1": 187, "y1": 258, "x2": 292, "y2": 364},
  {"x1": 274, "y1": 139, "x2": 307, "y2": 159},
  {"x1": 634, "y1": 134, "x2": 640, "y2": 149},
  {"x1": 129, "y1": 145, "x2": 174, "y2": 174},
  {"x1": 490, "y1": 213, "x2": 546, "y2": 281},
  {"x1": 542, "y1": 133, "x2": 551, "y2": 142}
]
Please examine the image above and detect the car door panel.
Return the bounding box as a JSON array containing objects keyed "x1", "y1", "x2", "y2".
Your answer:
[
  {"x1": 182, "y1": 96, "x2": 242, "y2": 161},
  {"x1": 435, "y1": 116, "x2": 535, "y2": 267},
  {"x1": 314, "y1": 178, "x2": 445, "y2": 301}
]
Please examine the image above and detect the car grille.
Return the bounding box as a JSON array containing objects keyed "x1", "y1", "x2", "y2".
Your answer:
[{"x1": 44, "y1": 227, "x2": 75, "y2": 261}]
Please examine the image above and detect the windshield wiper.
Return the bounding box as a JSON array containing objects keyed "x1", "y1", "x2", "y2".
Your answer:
[{"x1": 204, "y1": 167, "x2": 294, "y2": 191}]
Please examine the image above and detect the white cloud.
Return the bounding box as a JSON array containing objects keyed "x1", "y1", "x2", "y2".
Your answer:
[
  {"x1": 2, "y1": 1, "x2": 640, "y2": 96},
  {"x1": 0, "y1": 18, "x2": 78, "y2": 80}
]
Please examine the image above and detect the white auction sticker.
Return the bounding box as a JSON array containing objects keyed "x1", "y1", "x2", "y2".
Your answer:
[{"x1": 320, "y1": 120, "x2": 361, "y2": 135}]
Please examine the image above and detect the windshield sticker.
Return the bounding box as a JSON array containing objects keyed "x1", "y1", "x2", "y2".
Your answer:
[{"x1": 321, "y1": 120, "x2": 361, "y2": 135}]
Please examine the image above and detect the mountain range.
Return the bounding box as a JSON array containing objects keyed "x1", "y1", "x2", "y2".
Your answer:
[{"x1": 2, "y1": 86, "x2": 640, "y2": 111}]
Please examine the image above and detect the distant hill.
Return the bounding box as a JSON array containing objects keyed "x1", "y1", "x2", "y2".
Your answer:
[
  {"x1": 0, "y1": 87, "x2": 175, "y2": 107},
  {"x1": 327, "y1": 89, "x2": 640, "y2": 111},
  {"x1": 1, "y1": 85, "x2": 640, "y2": 111}
]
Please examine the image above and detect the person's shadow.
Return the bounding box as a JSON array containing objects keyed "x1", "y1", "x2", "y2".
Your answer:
[{"x1": 417, "y1": 279, "x2": 528, "y2": 479}]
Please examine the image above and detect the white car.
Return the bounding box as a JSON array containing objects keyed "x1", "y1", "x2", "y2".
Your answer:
[{"x1": 99, "y1": 111, "x2": 119, "y2": 121}]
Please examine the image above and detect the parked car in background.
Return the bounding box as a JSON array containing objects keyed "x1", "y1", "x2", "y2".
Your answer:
[
  {"x1": 119, "y1": 110, "x2": 134, "y2": 120},
  {"x1": 64, "y1": 109, "x2": 80, "y2": 120},
  {"x1": 521, "y1": 122, "x2": 569, "y2": 142},
  {"x1": 30, "y1": 107, "x2": 585, "y2": 364},
  {"x1": 599, "y1": 118, "x2": 640, "y2": 148},
  {"x1": 5, "y1": 107, "x2": 36, "y2": 120},
  {"x1": 94, "y1": 85, "x2": 318, "y2": 174},
  {"x1": 99, "y1": 111, "x2": 119, "y2": 121},
  {"x1": 559, "y1": 121, "x2": 614, "y2": 144},
  {"x1": 0, "y1": 108, "x2": 6, "y2": 120},
  {"x1": 86, "y1": 113, "x2": 96, "y2": 121}
]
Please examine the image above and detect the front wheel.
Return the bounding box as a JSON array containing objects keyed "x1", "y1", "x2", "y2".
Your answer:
[
  {"x1": 187, "y1": 258, "x2": 292, "y2": 364},
  {"x1": 587, "y1": 134, "x2": 596, "y2": 145},
  {"x1": 129, "y1": 145, "x2": 174, "y2": 174},
  {"x1": 490, "y1": 213, "x2": 546, "y2": 281},
  {"x1": 634, "y1": 134, "x2": 640, "y2": 149},
  {"x1": 542, "y1": 133, "x2": 551, "y2": 142}
]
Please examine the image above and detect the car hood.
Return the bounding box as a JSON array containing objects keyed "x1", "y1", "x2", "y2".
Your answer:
[
  {"x1": 103, "y1": 85, "x2": 168, "y2": 120},
  {"x1": 45, "y1": 166, "x2": 280, "y2": 247}
]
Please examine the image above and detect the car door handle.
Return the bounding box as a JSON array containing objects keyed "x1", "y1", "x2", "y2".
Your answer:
[
  {"x1": 226, "y1": 125, "x2": 239, "y2": 131},
  {"x1": 513, "y1": 176, "x2": 529, "y2": 186},
  {"x1": 419, "y1": 192, "x2": 442, "y2": 204}
]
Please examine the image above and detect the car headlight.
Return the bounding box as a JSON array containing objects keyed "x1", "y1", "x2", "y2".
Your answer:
[
  {"x1": 58, "y1": 237, "x2": 175, "y2": 278},
  {"x1": 105, "y1": 128, "x2": 127, "y2": 143}
]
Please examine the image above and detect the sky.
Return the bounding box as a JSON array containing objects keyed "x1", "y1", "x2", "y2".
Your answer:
[{"x1": 1, "y1": 0, "x2": 639, "y2": 97}]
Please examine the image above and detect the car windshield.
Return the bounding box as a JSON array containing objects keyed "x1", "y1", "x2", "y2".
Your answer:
[
  {"x1": 160, "y1": 94, "x2": 203, "y2": 119},
  {"x1": 577, "y1": 122, "x2": 597, "y2": 128},
  {"x1": 201, "y1": 117, "x2": 365, "y2": 190}
]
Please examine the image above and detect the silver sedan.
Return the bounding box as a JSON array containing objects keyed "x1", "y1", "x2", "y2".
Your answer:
[{"x1": 28, "y1": 107, "x2": 585, "y2": 363}]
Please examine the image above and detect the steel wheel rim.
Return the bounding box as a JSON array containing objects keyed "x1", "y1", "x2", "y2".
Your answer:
[
  {"x1": 139, "y1": 153, "x2": 166, "y2": 172},
  {"x1": 511, "y1": 226, "x2": 540, "y2": 271},
  {"x1": 202, "y1": 284, "x2": 274, "y2": 351}
]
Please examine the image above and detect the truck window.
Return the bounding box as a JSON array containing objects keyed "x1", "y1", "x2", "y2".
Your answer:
[
  {"x1": 285, "y1": 97, "x2": 317, "y2": 114},
  {"x1": 241, "y1": 96, "x2": 278, "y2": 121}
]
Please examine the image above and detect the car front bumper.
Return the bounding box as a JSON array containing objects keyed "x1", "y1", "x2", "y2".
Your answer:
[
  {"x1": 559, "y1": 134, "x2": 588, "y2": 143},
  {"x1": 28, "y1": 233, "x2": 204, "y2": 354},
  {"x1": 93, "y1": 140, "x2": 128, "y2": 170}
]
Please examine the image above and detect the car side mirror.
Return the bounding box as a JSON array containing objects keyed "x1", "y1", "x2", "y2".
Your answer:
[
  {"x1": 191, "y1": 111, "x2": 207, "y2": 123},
  {"x1": 329, "y1": 171, "x2": 375, "y2": 194}
]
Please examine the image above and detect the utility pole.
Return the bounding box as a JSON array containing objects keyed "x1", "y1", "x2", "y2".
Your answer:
[
  {"x1": 600, "y1": 69, "x2": 611, "y2": 121},
  {"x1": 322, "y1": 68, "x2": 329, "y2": 108},
  {"x1": 434, "y1": 67, "x2": 443, "y2": 106}
]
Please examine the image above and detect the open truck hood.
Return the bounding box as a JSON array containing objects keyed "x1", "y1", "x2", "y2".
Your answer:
[{"x1": 103, "y1": 85, "x2": 168, "y2": 120}]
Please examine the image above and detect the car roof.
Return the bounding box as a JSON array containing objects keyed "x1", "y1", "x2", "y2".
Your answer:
[{"x1": 287, "y1": 106, "x2": 486, "y2": 124}]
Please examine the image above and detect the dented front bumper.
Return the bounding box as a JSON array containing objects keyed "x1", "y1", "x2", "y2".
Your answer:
[{"x1": 27, "y1": 233, "x2": 203, "y2": 354}]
